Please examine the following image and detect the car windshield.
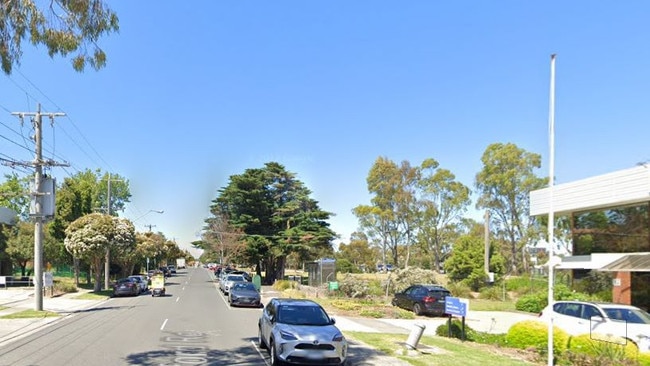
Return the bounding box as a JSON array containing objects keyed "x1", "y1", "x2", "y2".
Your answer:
[
  {"x1": 277, "y1": 305, "x2": 331, "y2": 326},
  {"x1": 117, "y1": 278, "x2": 132, "y2": 284},
  {"x1": 227, "y1": 275, "x2": 244, "y2": 282},
  {"x1": 128, "y1": 277, "x2": 141, "y2": 282},
  {"x1": 233, "y1": 283, "x2": 256, "y2": 291},
  {"x1": 604, "y1": 307, "x2": 650, "y2": 324}
]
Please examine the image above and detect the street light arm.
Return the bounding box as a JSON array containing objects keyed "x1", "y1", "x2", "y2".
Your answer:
[{"x1": 134, "y1": 209, "x2": 164, "y2": 221}]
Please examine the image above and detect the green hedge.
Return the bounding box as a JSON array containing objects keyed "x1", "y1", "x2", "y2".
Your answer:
[{"x1": 505, "y1": 320, "x2": 569, "y2": 355}]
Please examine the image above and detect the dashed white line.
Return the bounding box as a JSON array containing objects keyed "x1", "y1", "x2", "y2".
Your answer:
[
  {"x1": 175, "y1": 297, "x2": 180, "y2": 303},
  {"x1": 160, "y1": 318, "x2": 168, "y2": 330}
]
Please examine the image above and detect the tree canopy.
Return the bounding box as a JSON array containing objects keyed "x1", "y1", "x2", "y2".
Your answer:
[
  {"x1": 0, "y1": 0, "x2": 119, "y2": 74},
  {"x1": 64, "y1": 213, "x2": 135, "y2": 291},
  {"x1": 206, "y1": 162, "x2": 336, "y2": 284},
  {"x1": 475, "y1": 143, "x2": 546, "y2": 274}
]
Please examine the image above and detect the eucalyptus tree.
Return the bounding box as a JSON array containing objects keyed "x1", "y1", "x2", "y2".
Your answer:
[
  {"x1": 50, "y1": 169, "x2": 130, "y2": 240},
  {"x1": 416, "y1": 158, "x2": 471, "y2": 272},
  {"x1": 209, "y1": 162, "x2": 336, "y2": 284},
  {"x1": 475, "y1": 143, "x2": 546, "y2": 274},
  {"x1": 354, "y1": 157, "x2": 404, "y2": 267},
  {"x1": 0, "y1": 0, "x2": 119, "y2": 74},
  {"x1": 64, "y1": 213, "x2": 135, "y2": 291}
]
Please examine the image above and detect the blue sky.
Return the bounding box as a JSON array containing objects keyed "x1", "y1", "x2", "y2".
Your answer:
[{"x1": 1, "y1": 2, "x2": 650, "y2": 258}]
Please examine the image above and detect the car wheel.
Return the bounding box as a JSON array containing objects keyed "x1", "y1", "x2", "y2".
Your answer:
[
  {"x1": 270, "y1": 341, "x2": 284, "y2": 366},
  {"x1": 391, "y1": 298, "x2": 397, "y2": 306},
  {"x1": 413, "y1": 303, "x2": 423, "y2": 315},
  {"x1": 258, "y1": 328, "x2": 267, "y2": 349}
]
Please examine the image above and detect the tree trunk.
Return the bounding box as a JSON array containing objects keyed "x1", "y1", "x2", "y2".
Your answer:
[
  {"x1": 93, "y1": 257, "x2": 103, "y2": 292},
  {"x1": 74, "y1": 257, "x2": 79, "y2": 287}
]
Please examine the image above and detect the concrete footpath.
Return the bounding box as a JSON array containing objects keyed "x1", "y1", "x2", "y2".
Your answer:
[{"x1": 0, "y1": 287, "x2": 103, "y2": 347}]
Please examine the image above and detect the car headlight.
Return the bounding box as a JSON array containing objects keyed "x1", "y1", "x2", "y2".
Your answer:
[
  {"x1": 280, "y1": 330, "x2": 297, "y2": 341},
  {"x1": 332, "y1": 332, "x2": 345, "y2": 342}
]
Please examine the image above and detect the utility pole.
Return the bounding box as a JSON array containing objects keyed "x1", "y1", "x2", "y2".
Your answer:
[
  {"x1": 484, "y1": 210, "x2": 490, "y2": 275},
  {"x1": 12, "y1": 104, "x2": 66, "y2": 311}
]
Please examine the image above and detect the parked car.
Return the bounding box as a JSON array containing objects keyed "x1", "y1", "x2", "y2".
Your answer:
[
  {"x1": 391, "y1": 284, "x2": 451, "y2": 316},
  {"x1": 112, "y1": 278, "x2": 140, "y2": 297},
  {"x1": 128, "y1": 275, "x2": 148, "y2": 294},
  {"x1": 539, "y1": 300, "x2": 650, "y2": 352},
  {"x1": 228, "y1": 282, "x2": 262, "y2": 307},
  {"x1": 159, "y1": 267, "x2": 171, "y2": 277},
  {"x1": 167, "y1": 265, "x2": 176, "y2": 274},
  {"x1": 258, "y1": 298, "x2": 347, "y2": 366},
  {"x1": 220, "y1": 274, "x2": 247, "y2": 294}
]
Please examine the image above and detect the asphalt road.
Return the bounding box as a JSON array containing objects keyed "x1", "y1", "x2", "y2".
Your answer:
[{"x1": 0, "y1": 267, "x2": 410, "y2": 366}]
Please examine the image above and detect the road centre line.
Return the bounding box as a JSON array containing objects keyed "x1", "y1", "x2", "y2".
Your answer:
[
  {"x1": 176, "y1": 297, "x2": 180, "y2": 303},
  {"x1": 160, "y1": 318, "x2": 168, "y2": 330}
]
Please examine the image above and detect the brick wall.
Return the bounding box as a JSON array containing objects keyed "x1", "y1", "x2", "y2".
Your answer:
[{"x1": 612, "y1": 271, "x2": 631, "y2": 304}]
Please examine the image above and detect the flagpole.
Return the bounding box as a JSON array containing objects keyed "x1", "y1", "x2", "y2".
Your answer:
[{"x1": 547, "y1": 53, "x2": 557, "y2": 366}]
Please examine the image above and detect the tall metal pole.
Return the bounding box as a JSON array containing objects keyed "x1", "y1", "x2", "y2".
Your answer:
[
  {"x1": 484, "y1": 210, "x2": 490, "y2": 275},
  {"x1": 33, "y1": 105, "x2": 44, "y2": 311},
  {"x1": 105, "y1": 173, "x2": 112, "y2": 290},
  {"x1": 547, "y1": 54, "x2": 557, "y2": 366}
]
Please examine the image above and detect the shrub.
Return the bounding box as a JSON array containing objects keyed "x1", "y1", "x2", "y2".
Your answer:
[
  {"x1": 273, "y1": 280, "x2": 296, "y2": 291},
  {"x1": 330, "y1": 299, "x2": 362, "y2": 312},
  {"x1": 54, "y1": 281, "x2": 78, "y2": 294},
  {"x1": 436, "y1": 318, "x2": 475, "y2": 341},
  {"x1": 391, "y1": 307, "x2": 416, "y2": 319},
  {"x1": 445, "y1": 282, "x2": 472, "y2": 298},
  {"x1": 638, "y1": 352, "x2": 650, "y2": 366},
  {"x1": 479, "y1": 286, "x2": 507, "y2": 301},
  {"x1": 505, "y1": 320, "x2": 569, "y2": 355},
  {"x1": 515, "y1": 293, "x2": 546, "y2": 313},
  {"x1": 567, "y1": 333, "x2": 638, "y2": 360},
  {"x1": 359, "y1": 309, "x2": 384, "y2": 318},
  {"x1": 389, "y1": 268, "x2": 442, "y2": 294},
  {"x1": 338, "y1": 274, "x2": 371, "y2": 298}
]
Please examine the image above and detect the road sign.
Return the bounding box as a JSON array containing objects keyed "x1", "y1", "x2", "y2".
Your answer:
[
  {"x1": 445, "y1": 296, "x2": 468, "y2": 317},
  {"x1": 43, "y1": 272, "x2": 54, "y2": 287}
]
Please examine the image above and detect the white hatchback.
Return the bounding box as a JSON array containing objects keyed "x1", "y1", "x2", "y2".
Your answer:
[{"x1": 539, "y1": 300, "x2": 650, "y2": 352}]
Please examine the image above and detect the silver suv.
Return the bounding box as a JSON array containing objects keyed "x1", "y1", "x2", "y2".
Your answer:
[{"x1": 258, "y1": 298, "x2": 347, "y2": 366}]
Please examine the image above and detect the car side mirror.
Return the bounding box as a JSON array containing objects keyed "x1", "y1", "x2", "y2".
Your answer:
[
  {"x1": 269, "y1": 315, "x2": 275, "y2": 323},
  {"x1": 330, "y1": 317, "x2": 336, "y2": 325}
]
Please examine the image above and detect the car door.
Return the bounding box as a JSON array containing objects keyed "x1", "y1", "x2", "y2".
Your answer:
[
  {"x1": 260, "y1": 301, "x2": 276, "y2": 344},
  {"x1": 396, "y1": 286, "x2": 414, "y2": 308},
  {"x1": 404, "y1": 286, "x2": 421, "y2": 308},
  {"x1": 554, "y1": 302, "x2": 590, "y2": 335}
]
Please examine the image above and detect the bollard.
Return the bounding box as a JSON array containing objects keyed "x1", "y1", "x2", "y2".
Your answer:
[{"x1": 405, "y1": 323, "x2": 426, "y2": 350}]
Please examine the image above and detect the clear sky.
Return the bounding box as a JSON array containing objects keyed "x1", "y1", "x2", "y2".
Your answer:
[{"x1": 1, "y1": 2, "x2": 649, "y2": 258}]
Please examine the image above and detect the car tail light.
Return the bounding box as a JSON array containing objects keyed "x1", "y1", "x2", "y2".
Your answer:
[{"x1": 423, "y1": 296, "x2": 436, "y2": 303}]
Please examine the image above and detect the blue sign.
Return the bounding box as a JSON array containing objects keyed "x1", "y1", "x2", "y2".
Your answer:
[{"x1": 445, "y1": 296, "x2": 468, "y2": 317}]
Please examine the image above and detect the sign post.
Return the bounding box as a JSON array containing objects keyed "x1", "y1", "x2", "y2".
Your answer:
[{"x1": 444, "y1": 296, "x2": 470, "y2": 341}]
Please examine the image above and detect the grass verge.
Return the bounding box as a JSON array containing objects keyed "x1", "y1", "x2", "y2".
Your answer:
[
  {"x1": 0, "y1": 309, "x2": 60, "y2": 319},
  {"x1": 345, "y1": 331, "x2": 543, "y2": 366},
  {"x1": 74, "y1": 290, "x2": 112, "y2": 300}
]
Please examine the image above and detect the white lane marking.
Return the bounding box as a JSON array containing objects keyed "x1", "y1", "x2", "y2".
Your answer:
[
  {"x1": 251, "y1": 340, "x2": 270, "y2": 366},
  {"x1": 182, "y1": 286, "x2": 186, "y2": 291},
  {"x1": 160, "y1": 318, "x2": 168, "y2": 330},
  {"x1": 175, "y1": 297, "x2": 180, "y2": 303}
]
